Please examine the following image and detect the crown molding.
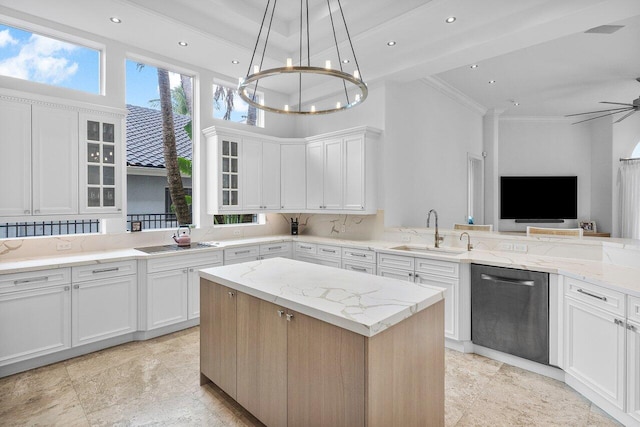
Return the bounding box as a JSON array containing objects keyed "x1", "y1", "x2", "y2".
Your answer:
[
  {"x1": 419, "y1": 76, "x2": 487, "y2": 116},
  {"x1": 499, "y1": 115, "x2": 573, "y2": 123}
]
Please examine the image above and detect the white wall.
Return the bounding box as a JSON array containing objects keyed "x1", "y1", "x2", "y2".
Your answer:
[
  {"x1": 497, "y1": 119, "x2": 592, "y2": 231},
  {"x1": 384, "y1": 80, "x2": 483, "y2": 228},
  {"x1": 589, "y1": 117, "x2": 613, "y2": 234}
]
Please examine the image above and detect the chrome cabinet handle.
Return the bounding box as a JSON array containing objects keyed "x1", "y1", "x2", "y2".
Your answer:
[
  {"x1": 350, "y1": 266, "x2": 367, "y2": 272},
  {"x1": 235, "y1": 250, "x2": 250, "y2": 255},
  {"x1": 277, "y1": 310, "x2": 285, "y2": 317},
  {"x1": 408, "y1": 272, "x2": 413, "y2": 277},
  {"x1": 321, "y1": 249, "x2": 336, "y2": 253},
  {"x1": 73, "y1": 284, "x2": 80, "y2": 289},
  {"x1": 268, "y1": 246, "x2": 282, "y2": 251},
  {"x1": 24, "y1": 210, "x2": 30, "y2": 214},
  {"x1": 480, "y1": 274, "x2": 534, "y2": 287},
  {"x1": 92, "y1": 267, "x2": 119, "y2": 274},
  {"x1": 189, "y1": 268, "x2": 194, "y2": 272},
  {"x1": 34, "y1": 210, "x2": 40, "y2": 214},
  {"x1": 286, "y1": 313, "x2": 294, "y2": 321},
  {"x1": 14, "y1": 276, "x2": 49, "y2": 285},
  {"x1": 64, "y1": 286, "x2": 70, "y2": 291},
  {"x1": 628, "y1": 324, "x2": 638, "y2": 332},
  {"x1": 183, "y1": 269, "x2": 188, "y2": 273},
  {"x1": 299, "y1": 245, "x2": 312, "y2": 250},
  {"x1": 614, "y1": 319, "x2": 624, "y2": 327},
  {"x1": 351, "y1": 253, "x2": 367, "y2": 258},
  {"x1": 576, "y1": 288, "x2": 607, "y2": 302},
  {"x1": 415, "y1": 273, "x2": 420, "y2": 278},
  {"x1": 228, "y1": 291, "x2": 235, "y2": 298}
]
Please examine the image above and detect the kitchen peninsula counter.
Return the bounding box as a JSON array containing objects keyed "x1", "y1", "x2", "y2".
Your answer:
[{"x1": 199, "y1": 257, "x2": 445, "y2": 426}]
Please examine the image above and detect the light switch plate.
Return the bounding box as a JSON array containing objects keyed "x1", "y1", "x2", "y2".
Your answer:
[
  {"x1": 498, "y1": 243, "x2": 513, "y2": 251},
  {"x1": 513, "y1": 243, "x2": 527, "y2": 252},
  {"x1": 56, "y1": 242, "x2": 72, "y2": 251},
  {"x1": 233, "y1": 229, "x2": 241, "y2": 236},
  {"x1": 401, "y1": 235, "x2": 411, "y2": 242}
]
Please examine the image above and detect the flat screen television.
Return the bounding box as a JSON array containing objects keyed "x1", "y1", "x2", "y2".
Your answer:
[{"x1": 500, "y1": 176, "x2": 577, "y2": 220}]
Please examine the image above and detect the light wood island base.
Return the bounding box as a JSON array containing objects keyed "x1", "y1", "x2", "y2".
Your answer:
[{"x1": 200, "y1": 278, "x2": 444, "y2": 427}]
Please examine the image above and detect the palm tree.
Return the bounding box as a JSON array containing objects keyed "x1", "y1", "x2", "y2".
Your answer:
[{"x1": 157, "y1": 68, "x2": 190, "y2": 225}]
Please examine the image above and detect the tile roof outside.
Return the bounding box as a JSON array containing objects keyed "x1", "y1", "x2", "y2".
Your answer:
[{"x1": 126, "y1": 104, "x2": 192, "y2": 168}]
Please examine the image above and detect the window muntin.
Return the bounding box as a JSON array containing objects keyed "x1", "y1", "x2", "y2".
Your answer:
[{"x1": 0, "y1": 23, "x2": 100, "y2": 94}]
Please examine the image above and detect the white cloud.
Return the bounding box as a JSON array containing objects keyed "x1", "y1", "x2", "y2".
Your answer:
[
  {"x1": 0, "y1": 33, "x2": 79, "y2": 84},
  {"x1": 0, "y1": 29, "x2": 17, "y2": 47},
  {"x1": 169, "y1": 71, "x2": 181, "y2": 89}
]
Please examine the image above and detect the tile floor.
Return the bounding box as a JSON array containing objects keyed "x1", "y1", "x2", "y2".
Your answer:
[{"x1": 0, "y1": 327, "x2": 622, "y2": 426}]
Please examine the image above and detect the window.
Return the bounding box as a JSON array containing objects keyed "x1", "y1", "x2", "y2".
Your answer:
[
  {"x1": 632, "y1": 141, "x2": 640, "y2": 158},
  {"x1": 0, "y1": 23, "x2": 100, "y2": 93},
  {"x1": 213, "y1": 82, "x2": 263, "y2": 127},
  {"x1": 214, "y1": 214, "x2": 258, "y2": 225},
  {"x1": 125, "y1": 59, "x2": 194, "y2": 229},
  {"x1": 0, "y1": 220, "x2": 100, "y2": 238}
]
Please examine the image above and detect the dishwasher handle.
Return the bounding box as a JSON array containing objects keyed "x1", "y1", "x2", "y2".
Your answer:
[{"x1": 480, "y1": 273, "x2": 535, "y2": 287}]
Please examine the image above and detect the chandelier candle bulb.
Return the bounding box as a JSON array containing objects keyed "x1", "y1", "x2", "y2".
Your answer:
[
  {"x1": 253, "y1": 65, "x2": 260, "y2": 74},
  {"x1": 284, "y1": 104, "x2": 289, "y2": 111},
  {"x1": 355, "y1": 93, "x2": 361, "y2": 102},
  {"x1": 325, "y1": 60, "x2": 331, "y2": 69},
  {"x1": 354, "y1": 70, "x2": 360, "y2": 79},
  {"x1": 311, "y1": 105, "x2": 316, "y2": 113},
  {"x1": 336, "y1": 102, "x2": 341, "y2": 109},
  {"x1": 286, "y1": 58, "x2": 293, "y2": 68}
]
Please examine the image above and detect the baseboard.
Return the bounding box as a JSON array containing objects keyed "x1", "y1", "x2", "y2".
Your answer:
[
  {"x1": 445, "y1": 338, "x2": 473, "y2": 353},
  {"x1": 133, "y1": 318, "x2": 200, "y2": 340},
  {"x1": 470, "y1": 343, "x2": 565, "y2": 381},
  {"x1": 565, "y1": 374, "x2": 635, "y2": 426}
]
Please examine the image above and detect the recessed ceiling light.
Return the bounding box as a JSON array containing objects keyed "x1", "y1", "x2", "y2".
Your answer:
[
  {"x1": 178, "y1": 41, "x2": 188, "y2": 47},
  {"x1": 470, "y1": 64, "x2": 478, "y2": 69},
  {"x1": 231, "y1": 60, "x2": 240, "y2": 64},
  {"x1": 386, "y1": 41, "x2": 396, "y2": 46},
  {"x1": 445, "y1": 16, "x2": 456, "y2": 23},
  {"x1": 513, "y1": 102, "x2": 520, "y2": 106},
  {"x1": 109, "y1": 17, "x2": 121, "y2": 24},
  {"x1": 342, "y1": 59, "x2": 350, "y2": 64},
  {"x1": 488, "y1": 80, "x2": 496, "y2": 84}
]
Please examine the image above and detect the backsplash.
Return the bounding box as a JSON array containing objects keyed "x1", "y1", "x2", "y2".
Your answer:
[{"x1": 280, "y1": 210, "x2": 384, "y2": 240}]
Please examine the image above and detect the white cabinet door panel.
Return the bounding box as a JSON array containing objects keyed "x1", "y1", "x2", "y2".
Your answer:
[
  {"x1": 280, "y1": 144, "x2": 306, "y2": 210},
  {"x1": 415, "y1": 274, "x2": 457, "y2": 339},
  {"x1": 628, "y1": 320, "x2": 640, "y2": 422},
  {"x1": 72, "y1": 275, "x2": 137, "y2": 346},
  {"x1": 188, "y1": 263, "x2": 222, "y2": 319},
  {"x1": 564, "y1": 297, "x2": 625, "y2": 409},
  {"x1": 323, "y1": 138, "x2": 343, "y2": 209},
  {"x1": 306, "y1": 141, "x2": 324, "y2": 209},
  {"x1": 0, "y1": 99, "x2": 31, "y2": 216},
  {"x1": 147, "y1": 269, "x2": 189, "y2": 330},
  {"x1": 0, "y1": 285, "x2": 71, "y2": 366},
  {"x1": 242, "y1": 139, "x2": 262, "y2": 211},
  {"x1": 343, "y1": 135, "x2": 364, "y2": 210},
  {"x1": 377, "y1": 267, "x2": 413, "y2": 282},
  {"x1": 262, "y1": 141, "x2": 281, "y2": 209},
  {"x1": 32, "y1": 105, "x2": 78, "y2": 215}
]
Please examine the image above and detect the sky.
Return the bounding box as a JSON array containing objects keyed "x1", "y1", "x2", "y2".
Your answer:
[{"x1": 1, "y1": 23, "x2": 255, "y2": 125}]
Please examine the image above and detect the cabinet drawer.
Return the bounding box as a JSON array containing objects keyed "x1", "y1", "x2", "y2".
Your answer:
[
  {"x1": 296, "y1": 255, "x2": 341, "y2": 269},
  {"x1": 72, "y1": 260, "x2": 137, "y2": 282},
  {"x1": 317, "y1": 244, "x2": 341, "y2": 259},
  {"x1": 377, "y1": 267, "x2": 413, "y2": 282},
  {"x1": 260, "y1": 242, "x2": 292, "y2": 257},
  {"x1": 225, "y1": 245, "x2": 260, "y2": 262},
  {"x1": 377, "y1": 253, "x2": 414, "y2": 271},
  {"x1": 342, "y1": 260, "x2": 375, "y2": 275},
  {"x1": 564, "y1": 277, "x2": 625, "y2": 316},
  {"x1": 147, "y1": 250, "x2": 223, "y2": 273},
  {"x1": 0, "y1": 268, "x2": 71, "y2": 294},
  {"x1": 414, "y1": 258, "x2": 459, "y2": 279},
  {"x1": 342, "y1": 247, "x2": 375, "y2": 264},
  {"x1": 629, "y1": 296, "x2": 640, "y2": 324},
  {"x1": 295, "y1": 242, "x2": 317, "y2": 255}
]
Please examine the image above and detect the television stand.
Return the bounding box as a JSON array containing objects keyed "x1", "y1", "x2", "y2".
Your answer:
[{"x1": 514, "y1": 219, "x2": 565, "y2": 224}]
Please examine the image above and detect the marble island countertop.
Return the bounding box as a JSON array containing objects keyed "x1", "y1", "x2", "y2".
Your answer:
[{"x1": 199, "y1": 257, "x2": 445, "y2": 337}]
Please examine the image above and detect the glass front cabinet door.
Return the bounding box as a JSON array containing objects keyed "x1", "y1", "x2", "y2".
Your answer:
[
  {"x1": 219, "y1": 138, "x2": 241, "y2": 210},
  {"x1": 79, "y1": 113, "x2": 123, "y2": 214}
]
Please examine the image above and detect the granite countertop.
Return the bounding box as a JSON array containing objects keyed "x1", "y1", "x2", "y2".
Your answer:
[{"x1": 199, "y1": 257, "x2": 445, "y2": 337}]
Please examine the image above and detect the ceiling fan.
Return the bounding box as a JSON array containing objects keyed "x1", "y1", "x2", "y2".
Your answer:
[{"x1": 567, "y1": 77, "x2": 640, "y2": 124}]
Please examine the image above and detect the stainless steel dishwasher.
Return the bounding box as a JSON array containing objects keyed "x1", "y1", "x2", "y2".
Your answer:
[{"x1": 471, "y1": 264, "x2": 549, "y2": 365}]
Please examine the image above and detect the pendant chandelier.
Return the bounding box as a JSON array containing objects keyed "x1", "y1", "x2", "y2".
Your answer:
[{"x1": 238, "y1": 0, "x2": 368, "y2": 115}]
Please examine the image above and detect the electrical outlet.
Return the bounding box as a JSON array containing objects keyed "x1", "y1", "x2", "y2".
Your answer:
[
  {"x1": 498, "y1": 243, "x2": 513, "y2": 251},
  {"x1": 56, "y1": 242, "x2": 72, "y2": 251},
  {"x1": 513, "y1": 243, "x2": 528, "y2": 252},
  {"x1": 233, "y1": 229, "x2": 241, "y2": 236},
  {"x1": 401, "y1": 235, "x2": 411, "y2": 242}
]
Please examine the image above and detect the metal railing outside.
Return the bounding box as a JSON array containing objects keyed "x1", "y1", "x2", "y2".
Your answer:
[
  {"x1": 0, "y1": 220, "x2": 100, "y2": 238},
  {"x1": 127, "y1": 213, "x2": 180, "y2": 230}
]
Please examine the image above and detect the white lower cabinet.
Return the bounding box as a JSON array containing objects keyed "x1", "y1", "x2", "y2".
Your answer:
[
  {"x1": 377, "y1": 253, "x2": 460, "y2": 340},
  {"x1": 628, "y1": 320, "x2": 640, "y2": 422},
  {"x1": 564, "y1": 295, "x2": 626, "y2": 409},
  {"x1": 0, "y1": 284, "x2": 71, "y2": 366},
  {"x1": 146, "y1": 251, "x2": 223, "y2": 330}
]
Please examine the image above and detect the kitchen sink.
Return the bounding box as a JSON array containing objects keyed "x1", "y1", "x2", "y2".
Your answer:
[{"x1": 389, "y1": 245, "x2": 466, "y2": 255}]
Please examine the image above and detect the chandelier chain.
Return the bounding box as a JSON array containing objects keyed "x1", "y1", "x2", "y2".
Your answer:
[
  {"x1": 327, "y1": 0, "x2": 349, "y2": 104},
  {"x1": 336, "y1": 0, "x2": 363, "y2": 82}
]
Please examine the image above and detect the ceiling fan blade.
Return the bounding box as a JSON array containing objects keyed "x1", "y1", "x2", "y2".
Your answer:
[
  {"x1": 572, "y1": 108, "x2": 633, "y2": 125},
  {"x1": 614, "y1": 109, "x2": 638, "y2": 123},
  {"x1": 565, "y1": 106, "x2": 631, "y2": 117},
  {"x1": 600, "y1": 101, "x2": 634, "y2": 106}
]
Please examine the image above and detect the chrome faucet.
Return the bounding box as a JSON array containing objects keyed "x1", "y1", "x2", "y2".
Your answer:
[
  {"x1": 460, "y1": 232, "x2": 473, "y2": 251},
  {"x1": 427, "y1": 209, "x2": 444, "y2": 248}
]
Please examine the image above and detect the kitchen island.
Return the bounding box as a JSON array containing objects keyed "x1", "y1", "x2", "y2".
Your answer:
[{"x1": 199, "y1": 257, "x2": 445, "y2": 427}]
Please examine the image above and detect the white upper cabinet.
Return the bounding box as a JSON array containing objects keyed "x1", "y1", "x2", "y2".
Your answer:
[
  {"x1": 280, "y1": 144, "x2": 306, "y2": 211},
  {"x1": 78, "y1": 114, "x2": 123, "y2": 214},
  {"x1": 204, "y1": 125, "x2": 380, "y2": 215},
  {"x1": 0, "y1": 93, "x2": 125, "y2": 220},
  {"x1": 243, "y1": 139, "x2": 281, "y2": 211},
  {"x1": 0, "y1": 99, "x2": 31, "y2": 216}
]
